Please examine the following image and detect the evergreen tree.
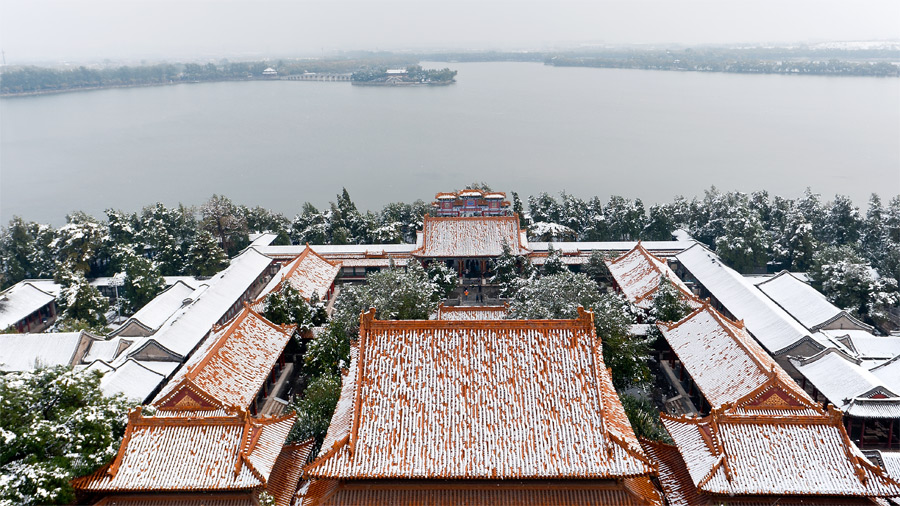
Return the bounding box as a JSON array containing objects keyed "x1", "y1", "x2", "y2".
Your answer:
[
  {"x1": 0, "y1": 367, "x2": 132, "y2": 506},
  {"x1": 55, "y1": 267, "x2": 109, "y2": 331},
  {"x1": 426, "y1": 261, "x2": 458, "y2": 299},
  {"x1": 53, "y1": 212, "x2": 107, "y2": 276},
  {"x1": 582, "y1": 250, "x2": 613, "y2": 287},
  {"x1": 713, "y1": 195, "x2": 769, "y2": 273},
  {"x1": 773, "y1": 204, "x2": 817, "y2": 271},
  {"x1": 261, "y1": 284, "x2": 327, "y2": 331},
  {"x1": 490, "y1": 242, "x2": 525, "y2": 298},
  {"x1": 115, "y1": 249, "x2": 165, "y2": 314},
  {"x1": 581, "y1": 196, "x2": 606, "y2": 241},
  {"x1": 0, "y1": 217, "x2": 39, "y2": 288},
  {"x1": 287, "y1": 373, "x2": 341, "y2": 452},
  {"x1": 861, "y1": 194, "x2": 888, "y2": 266},
  {"x1": 822, "y1": 194, "x2": 862, "y2": 246},
  {"x1": 187, "y1": 230, "x2": 229, "y2": 276},
  {"x1": 809, "y1": 245, "x2": 900, "y2": 324},
  {"x1": 542, "y1": 244, "x2": 567, "y2": 275},
  {"x1": 642, "y1": 203, "x2": 676, "y2": 240},
  {"x1": 604, "y1": 196, "x2": 646, "y2": 241},
  {"x1": 291, "y1": 203, "x2": 330, "y2": 245},
  {"x1": 511, "y1": 192, "x2": 527, "y2": 228}
]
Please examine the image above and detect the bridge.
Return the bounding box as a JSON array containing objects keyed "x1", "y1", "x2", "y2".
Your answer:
[{"x1": 281, "y1": 73, "x2": 351, "y2": 82}]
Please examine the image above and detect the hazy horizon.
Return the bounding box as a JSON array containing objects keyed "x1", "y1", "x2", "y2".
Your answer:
[{"x1": 2, "y1": 0, "x2": 899, "y2": 65}]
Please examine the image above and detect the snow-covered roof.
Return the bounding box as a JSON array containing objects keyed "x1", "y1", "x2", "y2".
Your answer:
[
  {"x1": 659, "y1": 391, "x2": 900, "y2": 497},
  {"x1": 99, "y1": 358, "x2": 178, "y2": 402},
  {"x1": 871, "y1": 355, "x2": 900, "y2": 394},
  {"x1": 607, "y1": 242, "x2": 696, "y2": 309},
  {"x1": 115, "y1": 280, "x2": 197, "y2": 334},
  {"x1": 756, "y1": 271, "x2": 872, "y2": 332},
  {"x1": 413, "y1": 215, "x2": 530, "y2": 258},
  {"x1": 249, "y1": 233, "x2": 278, "y2": 248},
  {"x1": 818, "y1": 330, "x2": 900, "y2": 361},
  {"x1": 658, "y1": 304, "x2": 811, "y2": 408},
  {"x1": 0, "y1": 331, "x2": 91, "y2": 371},
  {"x1": 153, "y1": 306, "x2": 294, "y2": 411},
  {"x1": 336, "y1": 257, "x2": 409, "y2": 268},
  {"x1": 0, "y1": 281, "x2": 57, "y2": 329},
  {"x1": 82, "y1": 336, "x2": 132, "y2": 363},
  {"x1": 258, "y1": 244, "x2": 416, "y2": 260},
  {"x1": 73, "y1": 408, "x2": 295, "y2": 493},
  {"x1": 435, "y1": 304, "x2": 508, "y2": 320},
  {"x1": 126, "y1": 248, "x2": 273, "y2": 360},
  {"x1": 790, "y1": 349, "x2": 900, "y2": 416},
  {"x1": 675, "y1": 244, "x2": 814, "y2": 355},
  {"x1": 306, "y1": 308, "x2": 654, "y2": 480},
  {"x1": 260, "y1": 246, "x2": 340, "y2": 301},
  {"x1": 529, "y1": 241, "x2": 694, "y2": 257}
]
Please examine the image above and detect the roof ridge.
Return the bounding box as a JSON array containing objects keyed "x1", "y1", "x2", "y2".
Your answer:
[
  {"x1": 182, "y1": 305, "x2": 254, "y2": 382},
  {"x1": 349, "y1": 309, "x2": 375, "y2": 454},
  {"x1": 729, "y1": 369, "x2": 820, "y2": 413},
  {"x1": 656, "y1": 301, "x2": 707, "y2": 331}
]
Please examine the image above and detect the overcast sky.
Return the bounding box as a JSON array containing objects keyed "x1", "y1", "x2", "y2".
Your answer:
[{"x1": 1, "y1": 0, "x2": 898, "y2": 64}]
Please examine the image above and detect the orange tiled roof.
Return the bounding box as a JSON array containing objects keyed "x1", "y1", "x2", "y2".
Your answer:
[
  {"x1": 261, "y1": 245, "x2": 341, "y2": 301},
  {"x1": 435, "y1": 303, "x2": 508, "y2": 320},
  {"x1": 640, "y1": 440, "x2": 887, "y2": 506},
  {"x1": 296, "y1": 478, "x2": 662, "y2": 506},
  {"x1": 73, "y1": 408, "x2": 295, "y2": 493},
  {"x1": 413, "y1": 215, "x2": 530, "y2": 257},
  {"x1": 268, "y1": 441, "x2": 316, "y2": 506},
  {"x1": 606, "y1": 242, "x2": 699, "y2": 309},
  {"x1": 153, "y1": 306, "x2": 295, "y2": 412},
  {"x1": 305, "y1": 308, "x2": 654, "y2": 480},
  {"x1": 658, "y1": 380, "x2": 900, "y2": 498},
  {"x1": 658, "y1": 303, "x2": 813, "y2": 408}
]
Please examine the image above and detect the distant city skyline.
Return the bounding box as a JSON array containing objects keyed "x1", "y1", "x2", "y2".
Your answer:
[{"x1": 1, "y1": 0, "x2": 898, "y2": 64}]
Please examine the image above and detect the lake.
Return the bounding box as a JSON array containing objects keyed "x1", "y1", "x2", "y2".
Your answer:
[{"x1": 1, "y1": 62, "x2": 898, "y2": 224}]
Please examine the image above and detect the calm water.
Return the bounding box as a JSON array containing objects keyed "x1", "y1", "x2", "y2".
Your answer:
[{"x1": 1, "y1": 62, "x2": 898, "y2": 224}]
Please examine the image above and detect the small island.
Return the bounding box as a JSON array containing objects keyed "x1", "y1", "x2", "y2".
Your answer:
[{"x1": 351, "y1": 65, "x2": 458, "y2": 86}]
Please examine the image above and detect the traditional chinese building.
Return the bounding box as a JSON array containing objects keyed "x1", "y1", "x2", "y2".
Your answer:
[
  {"x1": 259, "y1": 245, "x2": 341, "y2": 303},
  {"x1": 656, "y1": 303, "x2": 814, "y2": 415},
  {"x1": 643, "y1": 377, "x2": 900, "y2": 505},
  {"x1": 152, "y1": 305, "x2": 297, "y2": 416},
  {"x1": 606, "y1": 242, "x2": 701, "y2": 311},
  {"x1": 73, "y1": 408, "x2": 308, "y2": 506},
  {"x1": 296, "y1": 308, "x2": 662, "y2": 505},
  {"x1": 413, "y1": 215, "x2": 530, "y2": 278},
  {"x1": 432, "y1": 190, "x2": 510, "y2": 217}
]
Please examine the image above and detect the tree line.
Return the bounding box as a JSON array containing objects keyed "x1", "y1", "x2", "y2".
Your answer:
[{"x1": 2, "y1": 186, "x2": 898, "y2": 330}]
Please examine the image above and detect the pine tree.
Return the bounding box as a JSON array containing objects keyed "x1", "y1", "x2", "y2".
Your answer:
[
  {"x1": 116, "y1": 249, "x2": 165, "y2": 314},
  {"x1": 542, "y1": 244, "x2": 567, "y2": 275},
  {"x1": 0, "y1": 367, "x2": 132, "y2": 505},
  {"x1": 187, "y1": 230, "x2": 229, "y2": 276},
  {"x1": 490, "y1": 243, "x2": 523, "y2": 298},
  {"x1": 55, "y1": 267, "x2": 109, "y2": 331},
  {"x1": 822, "y1": 194, "x2": 862, "y2": 246}
]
